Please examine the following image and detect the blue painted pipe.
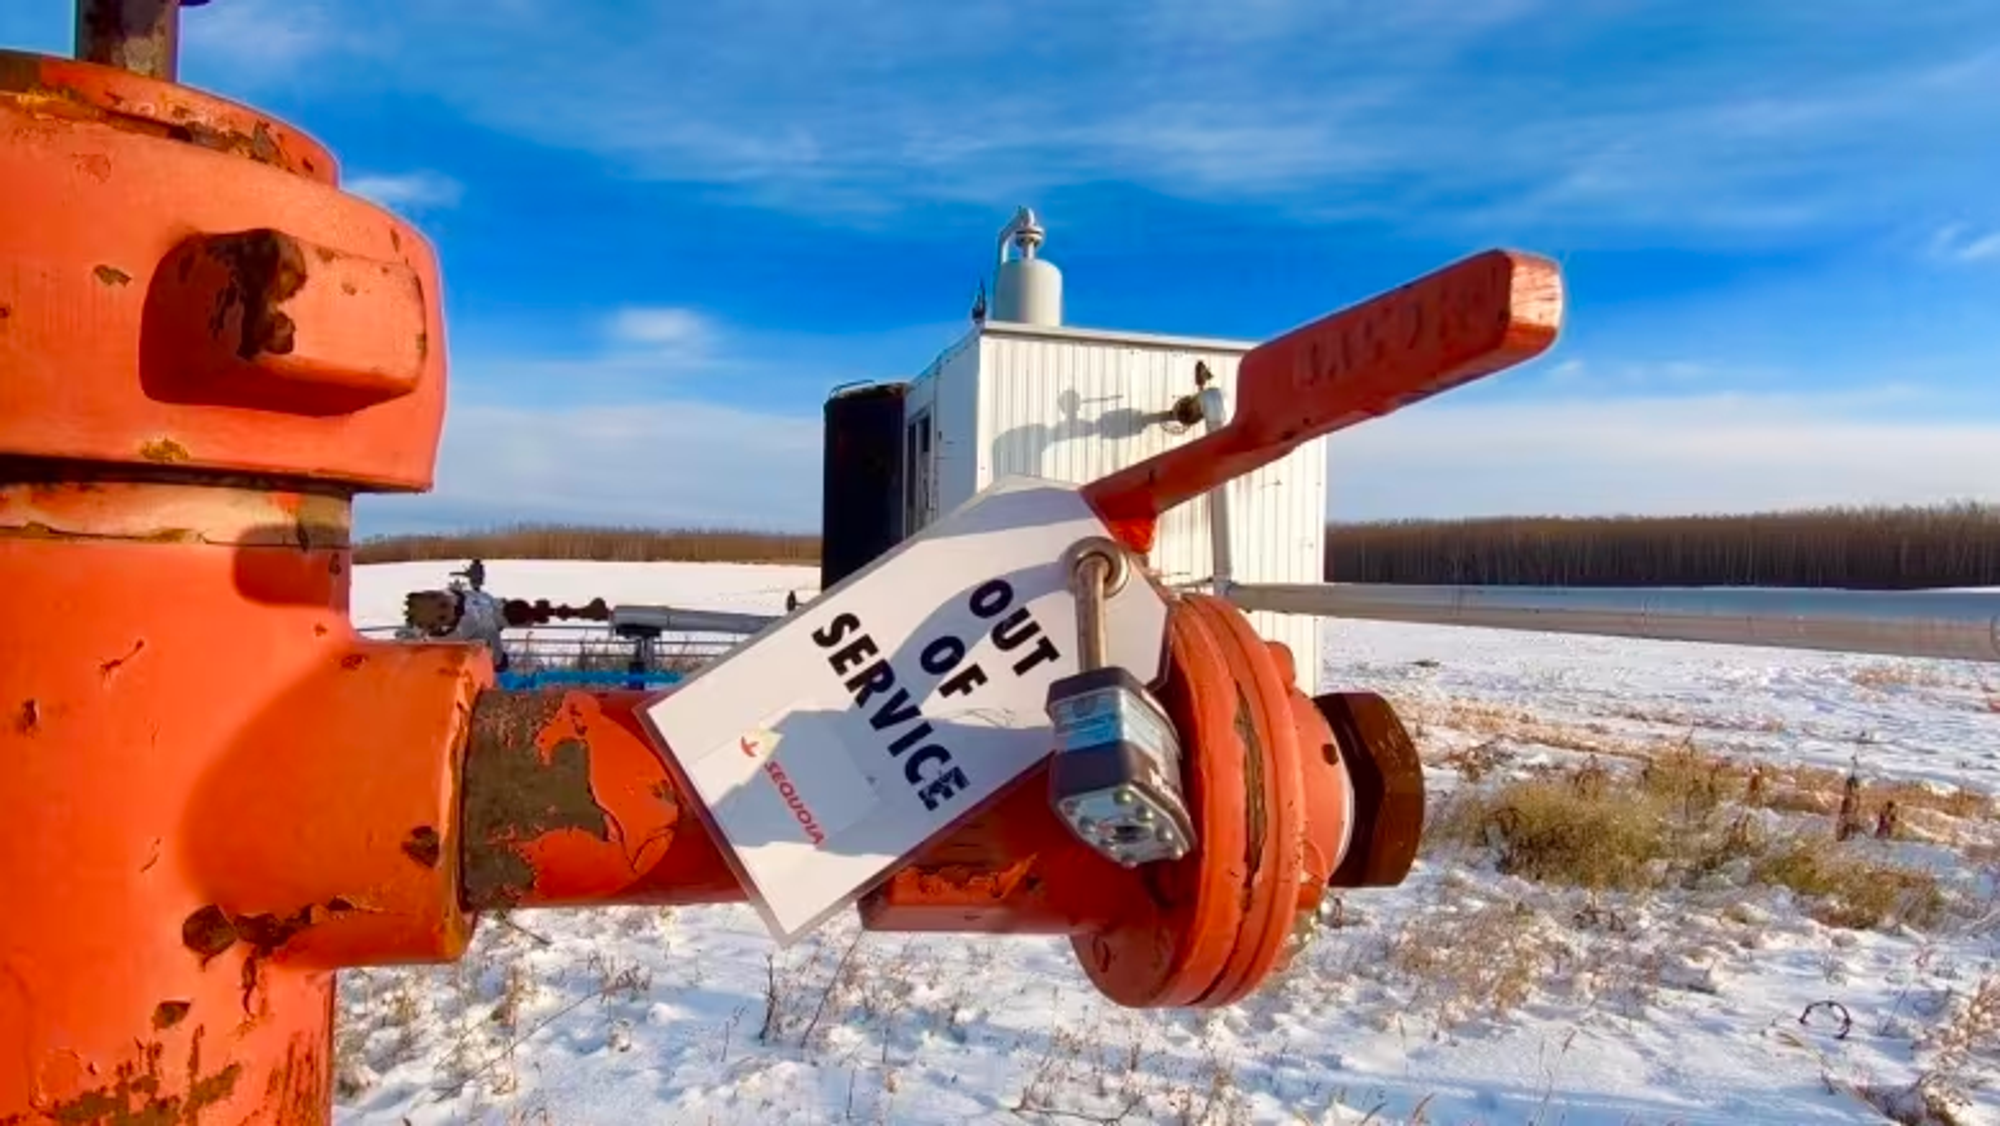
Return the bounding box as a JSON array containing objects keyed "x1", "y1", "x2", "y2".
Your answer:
[{"x1": 494, "y1": 668, "x2": 688, "y2": 692}]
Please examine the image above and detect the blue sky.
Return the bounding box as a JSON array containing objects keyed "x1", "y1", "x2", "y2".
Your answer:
[{"x1": 7, "y1": 1, "x2": 1998, "y2": 534}]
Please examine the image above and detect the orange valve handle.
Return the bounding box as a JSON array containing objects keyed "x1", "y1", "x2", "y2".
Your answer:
[{"x1": 1084, "y1": 250, "x2": 1563, "y2": 551}]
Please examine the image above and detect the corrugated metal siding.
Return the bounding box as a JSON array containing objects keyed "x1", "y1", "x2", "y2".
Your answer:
[
  {"x1": 960, "y1": 330, "x2": 1327, "y2": 694},
  {"x1": 902, "y1": 331, "x2": 977, "y2": 533},
  {"x1": 934, "y1": 335, "x2": 982, "y2": 511}
]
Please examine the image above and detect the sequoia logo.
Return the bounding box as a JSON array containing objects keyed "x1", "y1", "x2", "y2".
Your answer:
[{"x1": 737, "y1": 728, "x2": 827, "y2": 847}]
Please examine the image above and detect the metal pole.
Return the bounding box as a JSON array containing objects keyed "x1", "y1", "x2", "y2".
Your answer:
[
  {"x1": 1072, "y1": 554, "x2": 1111, "y2": 670},
  {"x1": 75, "y1": 0, "x2": 182, "y2": 80},
  {"x1": 1196, "y1": 385, "x2": 1235, "y2": 593},
  {"x1": 1226, "y1": 583, "x2": 2000, "y2": 664}
]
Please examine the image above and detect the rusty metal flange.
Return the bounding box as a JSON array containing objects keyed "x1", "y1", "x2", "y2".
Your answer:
[{"x1": 1074, "y1": 593, "x2": 1352, "y2": 1007}]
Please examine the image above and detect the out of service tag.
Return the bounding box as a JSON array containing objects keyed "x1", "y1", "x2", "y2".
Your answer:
[{"x1": 639, "y1": 476, "x2": 1170, "y2": 941}]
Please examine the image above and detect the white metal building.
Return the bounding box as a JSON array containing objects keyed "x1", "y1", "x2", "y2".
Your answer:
[{"x1": 896, "y1": 209, "x2": 1329, "y2": 693}]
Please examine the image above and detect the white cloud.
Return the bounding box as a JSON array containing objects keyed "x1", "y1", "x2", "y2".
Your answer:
[
  {"x1": 373, "y1": 399, "x2": 822, "y2": 533},
  {"x1": 355, "y1": 384, "x2": 1999, "y2": 536},
  {"x1": 1930, "y1": 223, "x2": 2000, "y2": 263},
  {"x1": 608, "y1": 307, "x2": 719, "y2": 366},
  {"x1": 1331, "y1": 390, "x2": 2000, "y2": 521},
  {"x1": 181, "y1": 0, "x2": 345, "y2": 81},
  {"x1": 347, "y1": 171, "x2": 465, "y2": 213},
  {"x1": 284, "y1": 0, "x2": 2000, "y2": 237}
]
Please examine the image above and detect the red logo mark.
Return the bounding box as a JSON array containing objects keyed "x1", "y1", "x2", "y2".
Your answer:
[
  {"x1": 763, "y1": 759, "x2": 827, "y2": 847},
  {"x1": 739, "y1": 735, "x2": 758, "y2": 758}
]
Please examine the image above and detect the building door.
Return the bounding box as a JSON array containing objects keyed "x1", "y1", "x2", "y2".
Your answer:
[{"x1": 904, "y1": 410, "x2": 935, "y2": 532}]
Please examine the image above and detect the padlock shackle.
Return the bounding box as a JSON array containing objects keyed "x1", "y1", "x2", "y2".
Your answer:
[{"x1": 1083, "y1": 249, "x2": 1563, "y2": 550}]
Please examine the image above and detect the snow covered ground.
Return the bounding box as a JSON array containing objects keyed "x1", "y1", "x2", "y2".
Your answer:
[{"x1": 338, "y1": 561, "x2": 2000, "y2": 1126}]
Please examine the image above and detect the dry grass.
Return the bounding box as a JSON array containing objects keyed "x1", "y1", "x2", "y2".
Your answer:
[
  {"x1": 1430, "y1": 757, "x2": 1955, "y2": 932},
  {"x1": 1418, "y1": 699, "x2": 1997, "y2": 825},
  {"x1": 1750, "y1": 840, "x2": 1947, "y2": 930},
  {"x1": 1431, "y1": 771, "x2": 1762, "y2": 894},
  {"x1": 1383, "y1": 900, "x2": 1570, "y2": 1021},
  {"x1": 1847, "y1": 663, "x2": 1963, "y2": 692}
]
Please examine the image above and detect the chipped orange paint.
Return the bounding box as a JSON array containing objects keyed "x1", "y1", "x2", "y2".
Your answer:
[
  {"x1": 460, "y1": 689, "x2": 744, "y2": 911},
  {"x1": 0, "y1": 51, "x2": 446, "y2": 491},
  {"x1": 0, "y1": 481, "x2": 485, "y2": 1121}
]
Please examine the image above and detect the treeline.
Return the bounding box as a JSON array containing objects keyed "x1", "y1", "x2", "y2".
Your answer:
[
  {"x1": 1324, "y1": 503, "x2": 2000, "y2": 589},
  {"x1": 357, "y1": 504, "x2": 2000, "y2": 589},
  {"x1": 354, "y1": 523, "x2": 821, "y2": 566}
]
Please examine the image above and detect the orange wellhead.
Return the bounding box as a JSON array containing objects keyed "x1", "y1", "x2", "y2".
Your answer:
[{"x1": 1, "y1": 6, "x2": 1557, "y2": 1120}]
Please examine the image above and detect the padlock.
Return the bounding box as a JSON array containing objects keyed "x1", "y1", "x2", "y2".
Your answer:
[{"x1": 1046, "y1": 537, "x2": 1197, "y2": 867}]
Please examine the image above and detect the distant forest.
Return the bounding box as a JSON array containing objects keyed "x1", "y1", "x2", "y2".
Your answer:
[
  {"x1": 354, "y1": 525, "x2": 819, "y2": 566},
  {"x1": 354, "y1": 502, "x2": 2000, "y2": 590},
  {"x1": 1323, "y1": 503, "x2": 2000, "y2": 590}
]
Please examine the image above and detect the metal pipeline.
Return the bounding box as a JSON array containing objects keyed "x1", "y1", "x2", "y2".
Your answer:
[
  {"x1": 1226, "y1": 583, "x2": 2000, "y2": 664},
  {"x1": 609, "y1": 604, "x2": 782, "y2": 637}
]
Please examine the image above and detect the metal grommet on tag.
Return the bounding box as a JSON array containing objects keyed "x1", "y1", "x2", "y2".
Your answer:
[{"x1": 1061, "y1": 536, "x2": 1131, "y2": 600}]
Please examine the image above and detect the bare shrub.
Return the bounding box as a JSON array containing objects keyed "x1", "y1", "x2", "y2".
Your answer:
[
  {"x1": 1432, "y1": 779, "x2": 1672, "y2": 891},
  {"x1": 1858, "y1": 974, "x2": 2000, "y2": 1125},
  {"x1": 1750, "y1": 838, "x2": 1947, "y2": 931},
  {"x1": 1383, "y1": 900, "x2": 1567, "y2": 1027},
  {"x1": 1435, "y1": 757, "x2": 1958, "y2": 933}
]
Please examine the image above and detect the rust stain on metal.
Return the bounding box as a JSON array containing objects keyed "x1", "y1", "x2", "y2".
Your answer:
[
  {"x1": 266, "y1": 1035, "x2": 329, "y2": 1126},
  {"x1": 1318, "y1": 692, "x2": 1426, "y2": 889},
  {"x1": 415, "y1": 332, "x2": 428, "y2": 360},
  {"x1": 99, "y1": 639, "x2": 146, "y2": 680},
  {"x1": 230, "y1": 899, "x2": 350, "y2": 955},
  {"x1": 401, "y1": 825, "x2": 442, "y2": 869},
  {"x1": 339, "y1": 281, "x2": 357, "y2": 296},
  {"x1": 76, "y1": 0, "x2": 179, "y2": 81},
  {"x1": 202, "y1": 230, "x2": 307, "y2": 360},
  {"x1": 0, "y1": 51, "x2": 321, "y2": 176},
  {"x1": 338, "y1": 653, "x2": 367, "y2": 671},
  {"x1": 140, "y1": 837, "x2": 161, "y2": 873},
  {"x1": 93, "y1": 264, "x2": 133, "y2": 287},
  {"x1": 98, "y1": 639, "x2": 146, "y2": 680},
  {"x1": 461, "y1": 691, "x2": 614, "y2": 908},
  {"x1": 138, "y1": 438, "x2": 190, "y2": 464},
  {"x1": 20, "y1": 1032, "x2": 242, "y2": 1126},
  {"x1": 1233, "y1": 685, "x2": 1266, "y2": 884},
  {"x1": 181, "y1": 905, "x2": 237, "y2": 965},
  {"x1": 15, "y1": 698, "x2": 37, "y2": 734},
  {"x1": 150, "y1": 1000, "x2": 191, "y2": 1030},
  {"x1": 220, "y1": 898, "x2": 358, "y2": 1016}
]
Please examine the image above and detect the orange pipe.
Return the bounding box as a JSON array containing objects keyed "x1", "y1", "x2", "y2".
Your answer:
[
  {"x1": 459, "y1": 689, "x2": 746, "y2": 911},
  {"x1": 0, "y1": 41, "x2": 463, "y2": 1121},
  {"x1": 0, "y1": 480, "x2": 482, "y2": 1123}
]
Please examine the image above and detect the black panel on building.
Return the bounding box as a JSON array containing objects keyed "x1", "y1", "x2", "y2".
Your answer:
[{"x1": 820, "y1": 381, "x2": 909, "y2": 589}]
